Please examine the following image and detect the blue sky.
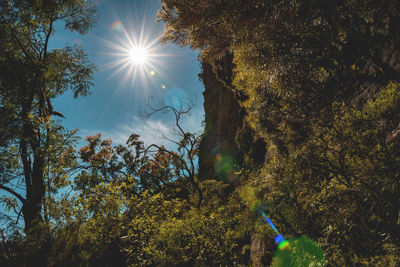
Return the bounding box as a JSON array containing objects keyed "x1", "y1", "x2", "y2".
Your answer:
[{"x1": 52, "y1": 0, "x2": 204, "y2": 148}]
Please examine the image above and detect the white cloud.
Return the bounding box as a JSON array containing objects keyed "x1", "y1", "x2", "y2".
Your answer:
[
  {"x1": 78, "y1": 116, "x2": 173, "y2": 148},
  {"x1": 78, "y1": 107, "x2": 204, "y2": 150}
]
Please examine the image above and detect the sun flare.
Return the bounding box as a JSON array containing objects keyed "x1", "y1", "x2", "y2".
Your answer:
[
  {"x1": 129, "y1": 46, "x2": 148, "y2": 64},
  {"x1": 100, "y1": 19, "x2": 172, "y2": 90}
]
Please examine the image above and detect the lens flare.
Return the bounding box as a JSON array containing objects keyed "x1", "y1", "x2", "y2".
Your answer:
[
  {"x1": 164, "y1": 87, "x2": 187, "y2": 108},
  {"x1": 110, "y1": 20, "x2": 123, "y2": 32},
  {"x1": 213, "y1": 152, "x2": 239, "y2": 182},
  {"x1": 272, "y1": 236, "x2": 326, "y2": 266},
  {"x1": 261, "y1": 211, "x2": 280, "y2": 236},
  {"x1": 254, "y1": 204, "x2": 326, "y2": 266},
  {"x1": 277, "y1": 239, "x2": 290, "y2": 250}
]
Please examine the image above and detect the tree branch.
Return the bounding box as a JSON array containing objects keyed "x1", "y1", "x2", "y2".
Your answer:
[{"x1": 0, "y1": 184, "x2": 26, "y2": 204}]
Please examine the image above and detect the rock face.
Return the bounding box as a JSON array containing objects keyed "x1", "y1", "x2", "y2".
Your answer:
[
  {"x1": 250, "y1": 232, "x2": 274, "y2": 267},
  {"x1": 198, "y1": 53, "x2": 244, "y2": 182},
  {"x1": 198, "y1": 52, "x2": 269, "y2": 265},
  {"x1": 198, "y1": 52, "x2": 267, "y2": 182}
]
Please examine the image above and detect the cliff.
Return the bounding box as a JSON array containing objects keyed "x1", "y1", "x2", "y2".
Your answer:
[
  {"x1": 198, "y1": 53, "x2": 242, "y2": 182},
  {"x1": 198, "y1": 53, "x2": 267, "y2": 183}
]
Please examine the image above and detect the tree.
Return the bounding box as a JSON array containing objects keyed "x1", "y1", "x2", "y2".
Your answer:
[
  {"x1": 68, "y1": 103, "x2": 251, "y2": 265},
  {"x1": 65, "y1": 105, "x2": 222, "y2": 265},
  {"x1": 0, "y1": 0, "x2": 96, "y2": 240},
  {"x1": 75, "y1": 104, "x2": 203, "y2": 207}
]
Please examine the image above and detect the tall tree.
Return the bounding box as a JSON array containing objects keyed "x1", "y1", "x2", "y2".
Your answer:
[{"x1": 0, "y1": 0, "x2": 96, "y2": 237}]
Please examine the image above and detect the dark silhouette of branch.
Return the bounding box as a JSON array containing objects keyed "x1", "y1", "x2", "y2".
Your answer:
[
  {"x1": 0, "y1": 184, "x2": 26, "y2": 204},
  {"x1": 142, "y1": 100, "x2": 203, "y2": 207}
]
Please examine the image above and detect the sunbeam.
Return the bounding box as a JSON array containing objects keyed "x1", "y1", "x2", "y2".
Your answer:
[{"x1": 99, "y1": 17, "x2": 171, "y2": 93}]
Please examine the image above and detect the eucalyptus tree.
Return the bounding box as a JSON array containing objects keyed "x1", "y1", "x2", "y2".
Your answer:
[{"x1": 0, "y1": 0, "x2": 96, "y2": 237}]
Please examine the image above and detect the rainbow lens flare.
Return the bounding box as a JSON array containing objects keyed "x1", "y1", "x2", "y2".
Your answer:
[
  {"x1": 277, "y1": 239, "x2": 290, "y2": 250},
  {"x1": 275, "y1": 235, "x2": 290, "y2": 250},
  {"x1": 261, "y1": 211, "x2": 280, "y2": 235},
  {"x1": 272, "y1": 236, "x2": 326, "y2": 267},
  {"x1": 110, "y1": 21, "x2": 123, "y2": 32},
  {"x1": 261, "y1": 213, "x2": 290, "y2": 251},
  {"x1": 256, "y1": 204, "x2": 325, "y2": 266}
]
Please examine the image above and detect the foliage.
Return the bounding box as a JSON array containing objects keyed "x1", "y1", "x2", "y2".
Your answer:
[
  {"x1": 159, "y1": 0, "x2": 400, "y2": 265},
  {"x1": 65, "y1": 107, "x2": 252, "y2": 266},
  {"x1": 11, "y1": 124, "x2": 250, "y2": 266},
  {"x1": 124, "y1": 180, "x2": 250, "y2": 266}
]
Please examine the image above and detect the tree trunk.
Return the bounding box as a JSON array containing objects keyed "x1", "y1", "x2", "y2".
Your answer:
[
  {"x1": 22, "y1": 193, "x2": 44, "y2": 234},
  {"x1": 250, "y1": 231, "x2": 273, "y2": 267},
  {"x1": 21, "y1": 110, "x2": 45, "y2": 234},
  {"x1": 22, "y1": 159, "x2": 47, "y2": 267}
]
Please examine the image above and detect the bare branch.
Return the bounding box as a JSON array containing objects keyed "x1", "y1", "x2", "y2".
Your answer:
[{"x1": 139, "y1": 98, "x2": 203, "y2": 207}]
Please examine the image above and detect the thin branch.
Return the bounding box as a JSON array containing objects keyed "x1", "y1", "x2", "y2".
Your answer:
[
  {"x1": 0, "y1": 229, "x2": 7, "y2": 245},
  {"x1": 15, "y1": 208, "x2": 23, "y2": 225}
]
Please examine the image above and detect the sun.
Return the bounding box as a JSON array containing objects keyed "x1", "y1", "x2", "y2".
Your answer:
[
  {"x1": 101, "y1": 22, "x2": 159, "y2": 87},
  {"x1": 129, "y1": 46, "x2": 148, "y2": 64},
  {"x1": 101, "y1": 19, "x2": 173, "y2": 92}
]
